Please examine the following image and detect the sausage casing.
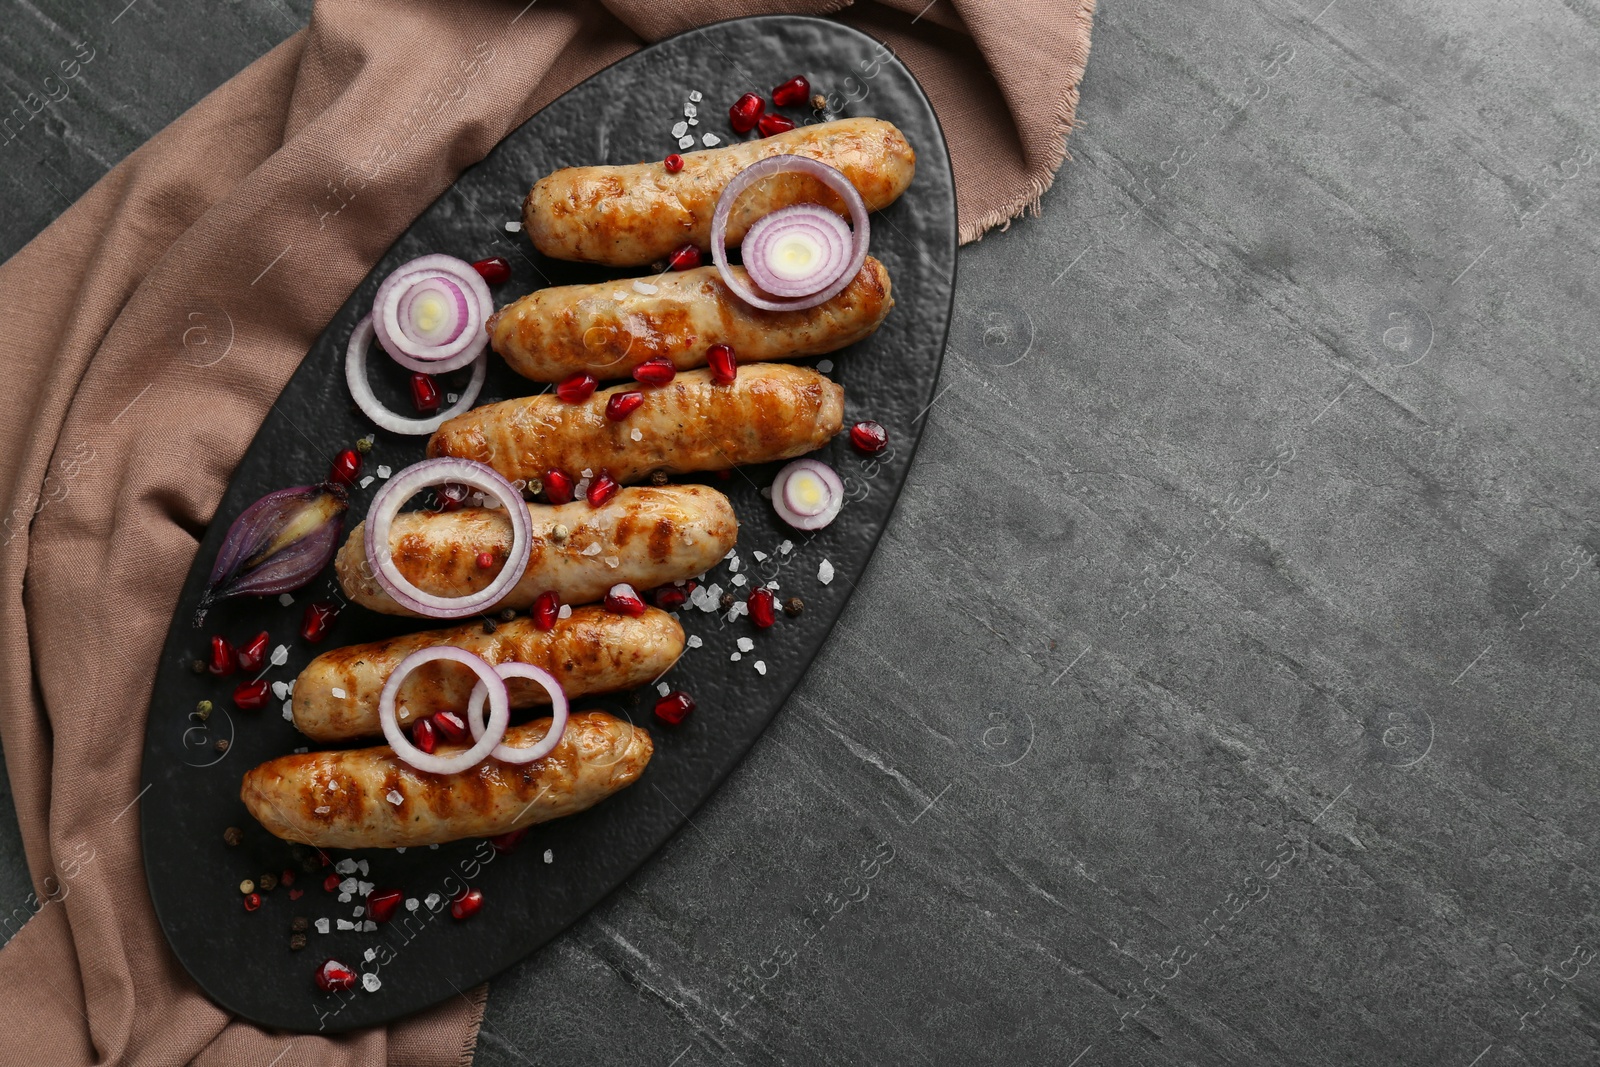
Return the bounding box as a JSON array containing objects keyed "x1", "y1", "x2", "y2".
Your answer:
[
  {"x1": 241, "y1": 711, "x2": 652, "y2": 849},
  {"x1": 292, "y1": 607, "x2": 682, "y2": 742},
  {"x1": 487, "y1": 257, "x2": 892, "y2": 383},
  {"x1": 428, "y1": 364, "x2": 843, "y2": 485},
  {"x1": 524, "y1": 118, "x2": 916, "y2": 266},
  {"x1": 335, "y1": 484, "x2": 736, "y2": 616}
]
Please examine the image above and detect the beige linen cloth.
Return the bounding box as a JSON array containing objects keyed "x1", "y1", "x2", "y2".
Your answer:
[{"x1": 0, "y1": 0, "x2": 1092, "y2": 1062}]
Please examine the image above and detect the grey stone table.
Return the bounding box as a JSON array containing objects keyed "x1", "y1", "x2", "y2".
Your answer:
[{"x1": 3, "y1": 1, "x2": 1598, "y2": 1064}]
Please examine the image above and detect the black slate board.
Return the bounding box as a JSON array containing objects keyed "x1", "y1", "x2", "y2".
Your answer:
[{"x1": 139, "y1": 15, "x2": 955, "y2": 1033}]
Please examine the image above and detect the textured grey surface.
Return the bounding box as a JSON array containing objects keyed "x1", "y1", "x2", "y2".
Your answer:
[{"x1": 3, "y1": 0, "x2": 1600, "y2": 1064}]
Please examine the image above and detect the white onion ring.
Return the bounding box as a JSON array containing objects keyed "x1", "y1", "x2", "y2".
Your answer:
[
  {"x1": 710, "y1": 155, "x2": 870, "y2": 312},
  {"x1": 771, "y1": 458, "x2": 845, "y2": 530},
  {"x1": 365, "y1": 458, "x2": 532, "y2": 618},
  {"x1": 743, "y1": 206, "x2": 854, "y2": 298},
  {"x1": 379, "y1": 647, "x2": 510, "y2": 774},
  {"x1": 345, "y1": 315, "x2": 486, "y2": 436},
  {"x1": 372, "y1": 254, "x2": 493, "y2": 372},
  {"x1": 464, "y1": 663, "x2": 570, "y2": 764}
]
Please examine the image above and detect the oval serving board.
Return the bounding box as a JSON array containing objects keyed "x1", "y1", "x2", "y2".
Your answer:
[{"x1": 140, "y1": 14, "x2": 955, "y2": 1033}]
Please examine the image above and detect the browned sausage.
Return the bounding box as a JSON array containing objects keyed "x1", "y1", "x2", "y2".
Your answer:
[{"x1": 240, "y1": 711, "x2": 651, "y2": 849}]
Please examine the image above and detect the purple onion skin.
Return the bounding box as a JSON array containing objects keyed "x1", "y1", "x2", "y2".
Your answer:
[{"x1": 205, "y1": 483, "x2": 348, "y2": 602}]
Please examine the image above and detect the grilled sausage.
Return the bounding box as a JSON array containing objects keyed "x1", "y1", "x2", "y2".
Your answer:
[
  {"x1": 336, "y1": 484, "x2": 736, "y2": 616},
  {"x1": 428, "y1": 364, "x2": 843, "y2": 485},
  {"x1": 488, "y1": 258, "x2": 893, "y2": 383},
  {"x1": 241, "y1": 711, "x2": 652, "y2": 849},
  {"x1": 292, "y1": 607, "x2": 682, "y2": 742},
  {"x1": 525, "y1": 118, "x2": 916, "y2": 266}
]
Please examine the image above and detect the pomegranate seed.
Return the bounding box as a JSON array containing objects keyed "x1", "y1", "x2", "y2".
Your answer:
[
  {"x1": 233, "y1": 680, "x2": 270, "y2": 710},
  {"x1": 237, "y1": 630, "x2": 269, "y2": 672},
  {"x1": 315, "y1": 958, "x2": 358, "y2": 992},
  {"x1": 329, "y1": 448, "x2": 361, "y2": 486},
  {"x1": 476, "y1": 550, "x2": 496, "y2": 569},
  {"x1": 707, "y1": 343, "x2": 738, "y2": 384},
  {"x1": 300, "y1": 600, "x2": 340, "y2": 643},
  {"x1": 532, "y1": 590, "x2": 561, "y2": 631},
  {"x1": 280, "y1": 868, "x2": 296, "y2": 887},
  {"x1": 437, "y1": 482, "x2": 469, "y2": 511},
  {"x1": 587, "y1": 472, "x2": 620, "y2": 508},
  {"x1": 757, "y1": 113, "x2": 796, "y2": 138},
  {"x1": 654, "y1": 690, "x2": 696, "y2": 725},
  {"x1": 606, "y1": 391, "x2": 645, "y2": 421},
  {"x1": 633, "y1": 357, "x2": 677, "y2": 386},
  {"x1": 772, "y1": 75, "x2": 810, "y2": 108},
  {"x1": 410, "y1": 373, "x2": 441, "y2": 414},
  {"x1": 412, "y1": 717, "x2": 438, "y2": 754},
  {"x1": 654, "y1": 585, "x2": 688, "y2": 611},
  {"x1": 667, "y1": 244, "x2": 701, "y2": 271},
  {"x1": 288, "y1": 888, "x2": 304, "y2": 900},
  {"x1": 850, "y1": 420, "x2": 889, "y2": 454},
  {"x1": 663, "y1": 153, "x2": 684, "y2": 173},
  {"x1": 243, "y1": 892, "x2": 262, "y2": 912},
  {"x1": 729, "y1": 92, "x2": 765, "y2": 134},
  {"x1": 433, "y1": 710, "x2": 469, "y2": 744},
  {"x1": 544, "y1": 469, "x2": 575, "y2": 504},
  {"x1": 556, "y1": 372, "x2": 598, "y2": 403},
  {"x1": 471, "y1": 256, "x2": 511, "y2": 285},
  {"x1": 451, "y1": 887, "x2": 484, "y2": 920},
  {"x1": 489, "y1": 828, "x2": 528, "y2": 853},
  {"x1": 323, "y1": 873, "x2": 341, "y2": 893},
  {"x1": 366, "y1": 887, "x2": 404, "y2": 923},
  {"x1": 749, "y1": 588, "x2": 777, "y2": 629},
  {"x1": 605, "y1": 583, "x2": 647, "y2": 617},
  {"x1": 208, "y1": 635, "x2": 236, "y2": 676}
]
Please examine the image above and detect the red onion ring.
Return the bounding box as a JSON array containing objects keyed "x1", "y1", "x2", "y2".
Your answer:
[
  {"x1": 397, "y1": 276, "x2": 468, "y2": 346},
  {"x1": 346, "y1": 315, "x2": 486, "y2": 436},
  {"x1": 365, "y1": 458, "x2": 532, "y2": 618},
  {"x1": 464, "y1": 663, "x2": 570, "y2": 764},
  {"x1": 710, "y1": 155, "x2": 870, "y2": 312},
  {"x1": 742, "y1": 206, "x2": 854, "y2": 299},
  {"x1": 372, "y1": 254, "x2": 492, "y2": 372},
  {"x1": 771, "y1": 458, "x2": 845, "y2": 530},
  {"x1": 378, "y1": 647, "x2": 510, "y2": 774}
]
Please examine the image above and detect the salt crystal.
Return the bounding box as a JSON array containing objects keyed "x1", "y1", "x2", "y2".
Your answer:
[
  {"x1": 331, "y1": 687, "x2": 347, "y2": 699},
  {"x1": 505, "y1": 220, "x2": 522, "y2": 232},
  {"x1": 376, "y1": 465, "x2": 392, "y2": 479},
  {"x1": 424, "y1": 893, "x2": 442, "y2": 910},
  {"x1": 357, "y1": 881, "x2": 373, "y2": 896},
  {"x1": 687, "y1": 635, "x2": 703, "y2": 648},
  {"x1": 689, "y1": 90, "x2": 702, "y2": 102},
  {"x1": 753, "y1": 551, "x2": 768, "y2": 562},
  {"x1": 362, "y1": 972, "x2": 381, "y2": 992},
  {"x1": 761, "y1": 486, "x2": 772, "y2": 499},
  {"x1": 688, "y1": 117, "x2": 698, "y2": 126},
  {"x1": 328, "y1": 781, "x2": 338, "y2": 792},
  {"x1": 337, "y1": 871, "x2": 357, "y2": 887},
  {"x1": 406, "y1": 898, "x2": 419, "y2": 911},
  {"x1": 270, "y1": 644, "x2": 288, "y2": 666},
  {"x1": 582, "y1": 542, "x2": 603, "y2": 556},
  {"x1": 364, "y1": 948, "x2": 376, "y2": 962},
  {"x1": 272, "y1": 680, "x2": 289, "y2": 700},
  {"x1": 780, "y1": 540, "x2": 794, "y2": 555},
  {"x1": 315, "y1": 805, "x2": 331, "y2": 814},
  {"x1": 447, "y1": 392, "x2": 459, "y2": 403},
  {"x1": 728, "y1": 601, "x2": 748, "y2": 619},
  {"x1": 630, "y1": 428, "x2": 642, "y2": 441},
  {"x1": 386, "y1": 789, "x2": 403, "y2": 806},
  {"x1": 731, "y1": 651, "x2": 742, "y2": 661},
  {"x1": 294, "y1": 746, "x2": 308, "y2": 754},
  {"x1": 604, "y1": 555, "x2": 620, "y2": 568},
  {"x1": 678, "y1": 134, "x2": 695, "y2": 149},
  {"x1": 729, "y1": 557, "x2": 740, "y2": 572},
  {"x1": 732, "y1": 574, "x2": 747, "y2": 587},
  {"x1": 724, "y1": 548, "x2": 737, "y2": 560},
  {"x1": 361, "y1": 921, "x2": 377, "y2": 932},
  {"x1": 337, "y1": 918, "x2": 355, "y2": 931},
  {"x1": 315, "y1": 918, "x2": 330, "y2": 934},
  {"x1": 818, "y1": 559, "x2": 835, "y2": 584},
  {"x1": 282, "y1": 703, "x2": 293, "y2": 721},
  {"x1": 684, "y1": 102, "x2": 697, "y2": 117},
  {"x1": 278, "y1": 593, "x2": 294, "y2": 607},
  {"x1": 817, "y1": 359, "x2": 833, "y2": 373},
  {"x1": 429, "y1": 844, "x2": 438, "y2": 850},
  {"x1": 557, "y1": 604, "x2": 572, "y2": 619},
  {"x1": 543, "y1": 849, "x2": 554, "y2": 863},
  {"x1": 581, "y1": 468, "x2": 594, "y2": 478},
  {"x1": 737, "y1": 637, "x2": 754, "y2": 652},
  {"x1": 657, "y1": 682, "x2": 671, "y2": 696},
  {"x1": 288, "y1": 679, "x2": 295, "y2": 694},
  {"x1": 353, "y1": 906, "x2": 365, "y2": 917},
  {"x1": 338, "y1": 892, "x2": 351, "y2": 903},
  {"x1": 701, "y1": 133, "x2": 721, "y2": 147},
  {"x1": 357, "y1": 860, "x2": 368, "y2": 876},
  {"x1": 766, "y1": 581, "x2": 779, "y2": 591},
  {"x1": 672, "y1": 121, "x2": 688, "y2": 137},
  {"x1": 632, "y1": 280, "x2": 659, "y2": 295},
  {"x1": 755, "y1": 660, "x2": 767, "y2": 675}
]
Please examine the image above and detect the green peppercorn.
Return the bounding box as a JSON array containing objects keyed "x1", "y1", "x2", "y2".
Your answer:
[
  {"x1": 289, "y1": 932, "x2": 308, "y2": 951},
  {"x1": 258, "y1": 872, "x2": 278, "y2": 892},
  {"x1": 195, "y1": 699, "x2": 213, "y2": 721},
  {"x1": 291, "y1": 916, "x2": 310, "y2": 933},
  {"x1": 223, "y1": 826, "x2": 243, "y2": 846},
  {"x1": 784, "y1": 597, "x2": 804, "y2": 618},
  {"x1": 355, "y1": 436, "x2": 374, "y2": 454},
  {"x1": 523, "y1": 476, "x2": 543, "y2": 499}
]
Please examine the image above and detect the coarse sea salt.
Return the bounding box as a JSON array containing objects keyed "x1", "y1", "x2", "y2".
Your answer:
[
  {"x1": 732, "y1": 574, "x2": 747, "y2": 586},
  {"x1": 581, "y1": 542, "x2": 603, "y2": 556},
  {"x1": 359, "y1": 475, "x2": 374, "y2": 489},
  {"x1": 406, "y1": 898, "x2": 419, "y2": 912},
  {"x1": 684, "y1": 102, "x2": 697, "y2": 117},
  {"x1": 818, "y1": 559, "x2": 835, "y2": 584},
  {"x1": 424, "y1": 893, "x2": 442, "y2": 910},
  {"x1": 753, "y1": 550, "x2": 768, "y2": 562},
  {"x1": 362, "y1": 973, "x2": 381, "y2": 992},
  {"x1": 282, "y1": 703, "x2": 293, "y2": 721},
  {"x1": 272, "y1": 680, "x2": 289, "y2": 700},
  {"x1": 377, "y1": 465, "x2": 392, "y2": 478},
  {"x1": 544, "y1": 849, "x2": 554, "y2": 863},
  {"x1": 278, "y1": 593, "x2": 294, "y2": 606},
  {"x1": 754, "y1": 660, "x2": 767, "y2": 675},
  {"x1": 270, "y1": 644, "x2": 289, "y2": 666},
  {"x1": 817, "y1": 359, "x2": 833, "y2": 373},
  {"x1": 731, "y1": 651, "x2": 742, "y2": 662},
  {"x1": 630, "y1": 428, "x2": 643, "y2": 441},
  {"x1": 678, "y1": 134, "x2": 695, "y2": 149},
  {"x1": 737, "y1": 637, "x2": 754, "y2": 652},
  {"x1": 337, "y1": 918, "x2": 356, "y2": 931},
  {"x1": 315, "y1": 805, "x2": 331, "y2": 814},
  {"x1": 689, "y1": 90, "x2": 702, "y2": 102},
  {"x1": 557, "y1": 603, "x2": 573, "y2": 619},
  {"x1": 505, "y1": 220, "x2": 522, "y2": 232},
  {"x1": 632, "y1": 279, "x2": 659, "y2": 295},
  {"x1": 657, "y1": 682, "x2": 671, "y2": 696},
  {"x1": 331, "y1": 687, "x2": 347, "y2": 699},
  {"x1": 701, "y1": 133, "x2": 721, "y2": 147},
  {"x1": 687, "y1": 634, "x2": 703, "y2": 648},
  {"x1": 780, "y1": 540, "x2": 794, "y2": 555},
  {"x1": 672, "y1": 120, "x2": 688, "y2": 137},
  {"x1": 386, "y1": 789, "x2": 403, "y2": 806},
  {"x1": 315, "y1": 918, "x2": 330, "y2": 934}
]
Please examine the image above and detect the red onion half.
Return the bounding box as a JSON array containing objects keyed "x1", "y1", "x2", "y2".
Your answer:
[
  {"x1": 771, "y1": 458, "x2": 845, "y2": 530},
  {"x1": 464, "y1": 662, "x2": 570, "y2": 764},
  {"x1": 710, "y1": 155, "x2": 870, "y2": 312},
  {"x1": 372, "y1": 254, "x2": 493, "y2": 372},
  {"x1": 379, "y1": 647, "x2": 510, "y2": 774},
  {"x1": 364, "y1": 458, "x2": 532, "y2": 618},
  {"x1": 346, "y1": 315, "x2": 486, "y2": 436}
]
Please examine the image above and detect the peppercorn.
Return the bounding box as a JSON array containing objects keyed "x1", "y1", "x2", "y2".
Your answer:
[
  {"x1": 811, "y1": 92, "x2": 827, "y2": 110},
  {"x1": 523, "y1": 476, "x2": 543, "y2": 499},
  {"x1": 784, "y1": 596, "x2": 804, "y2": 617},
  {"x1": 239, "y1": 879, "x2": 256, "y2": 895},
  {"x1": 550, "y1": 523, "x2": 569, "y2": 544},
  {"x1": 481, "y1": 619, "x2": 497, "y2": 635},
  {"x1": 651, "y1": 260, "x2": 668, "y2": 273},
  {"x1": 649, "y1": 470, "x2": 669, "y2": 486},
  {"x1": 190, "y1": 658, "x2": 207, "y2": 675},
  {"x1": 259, "y1": 872, "x2": 278, "y2": 892},
  {"x1": 291, "y1": 916, "x2": 310, "y2": 933},
  {"x1": 195, "y1": 699, "x2": 213, "y2": 721},
  {"x1": 223, "y1": 826, "x2": 243, "y2": 846},
  {"x1": 214, "y1": 738, "x2": 229, "y2": 753},
  {"x1": 289, "y1": 932, "x2": 308, "y2": 951},
  {"x1": 499, "y1": 608, "x2": 516, "y2": 622},
  {"x1": 720, "y1": 592, "x2": 735, "y2": 610},
  {"x1": 355, "y1": 436, "x2": 374, "y2": 454}
]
